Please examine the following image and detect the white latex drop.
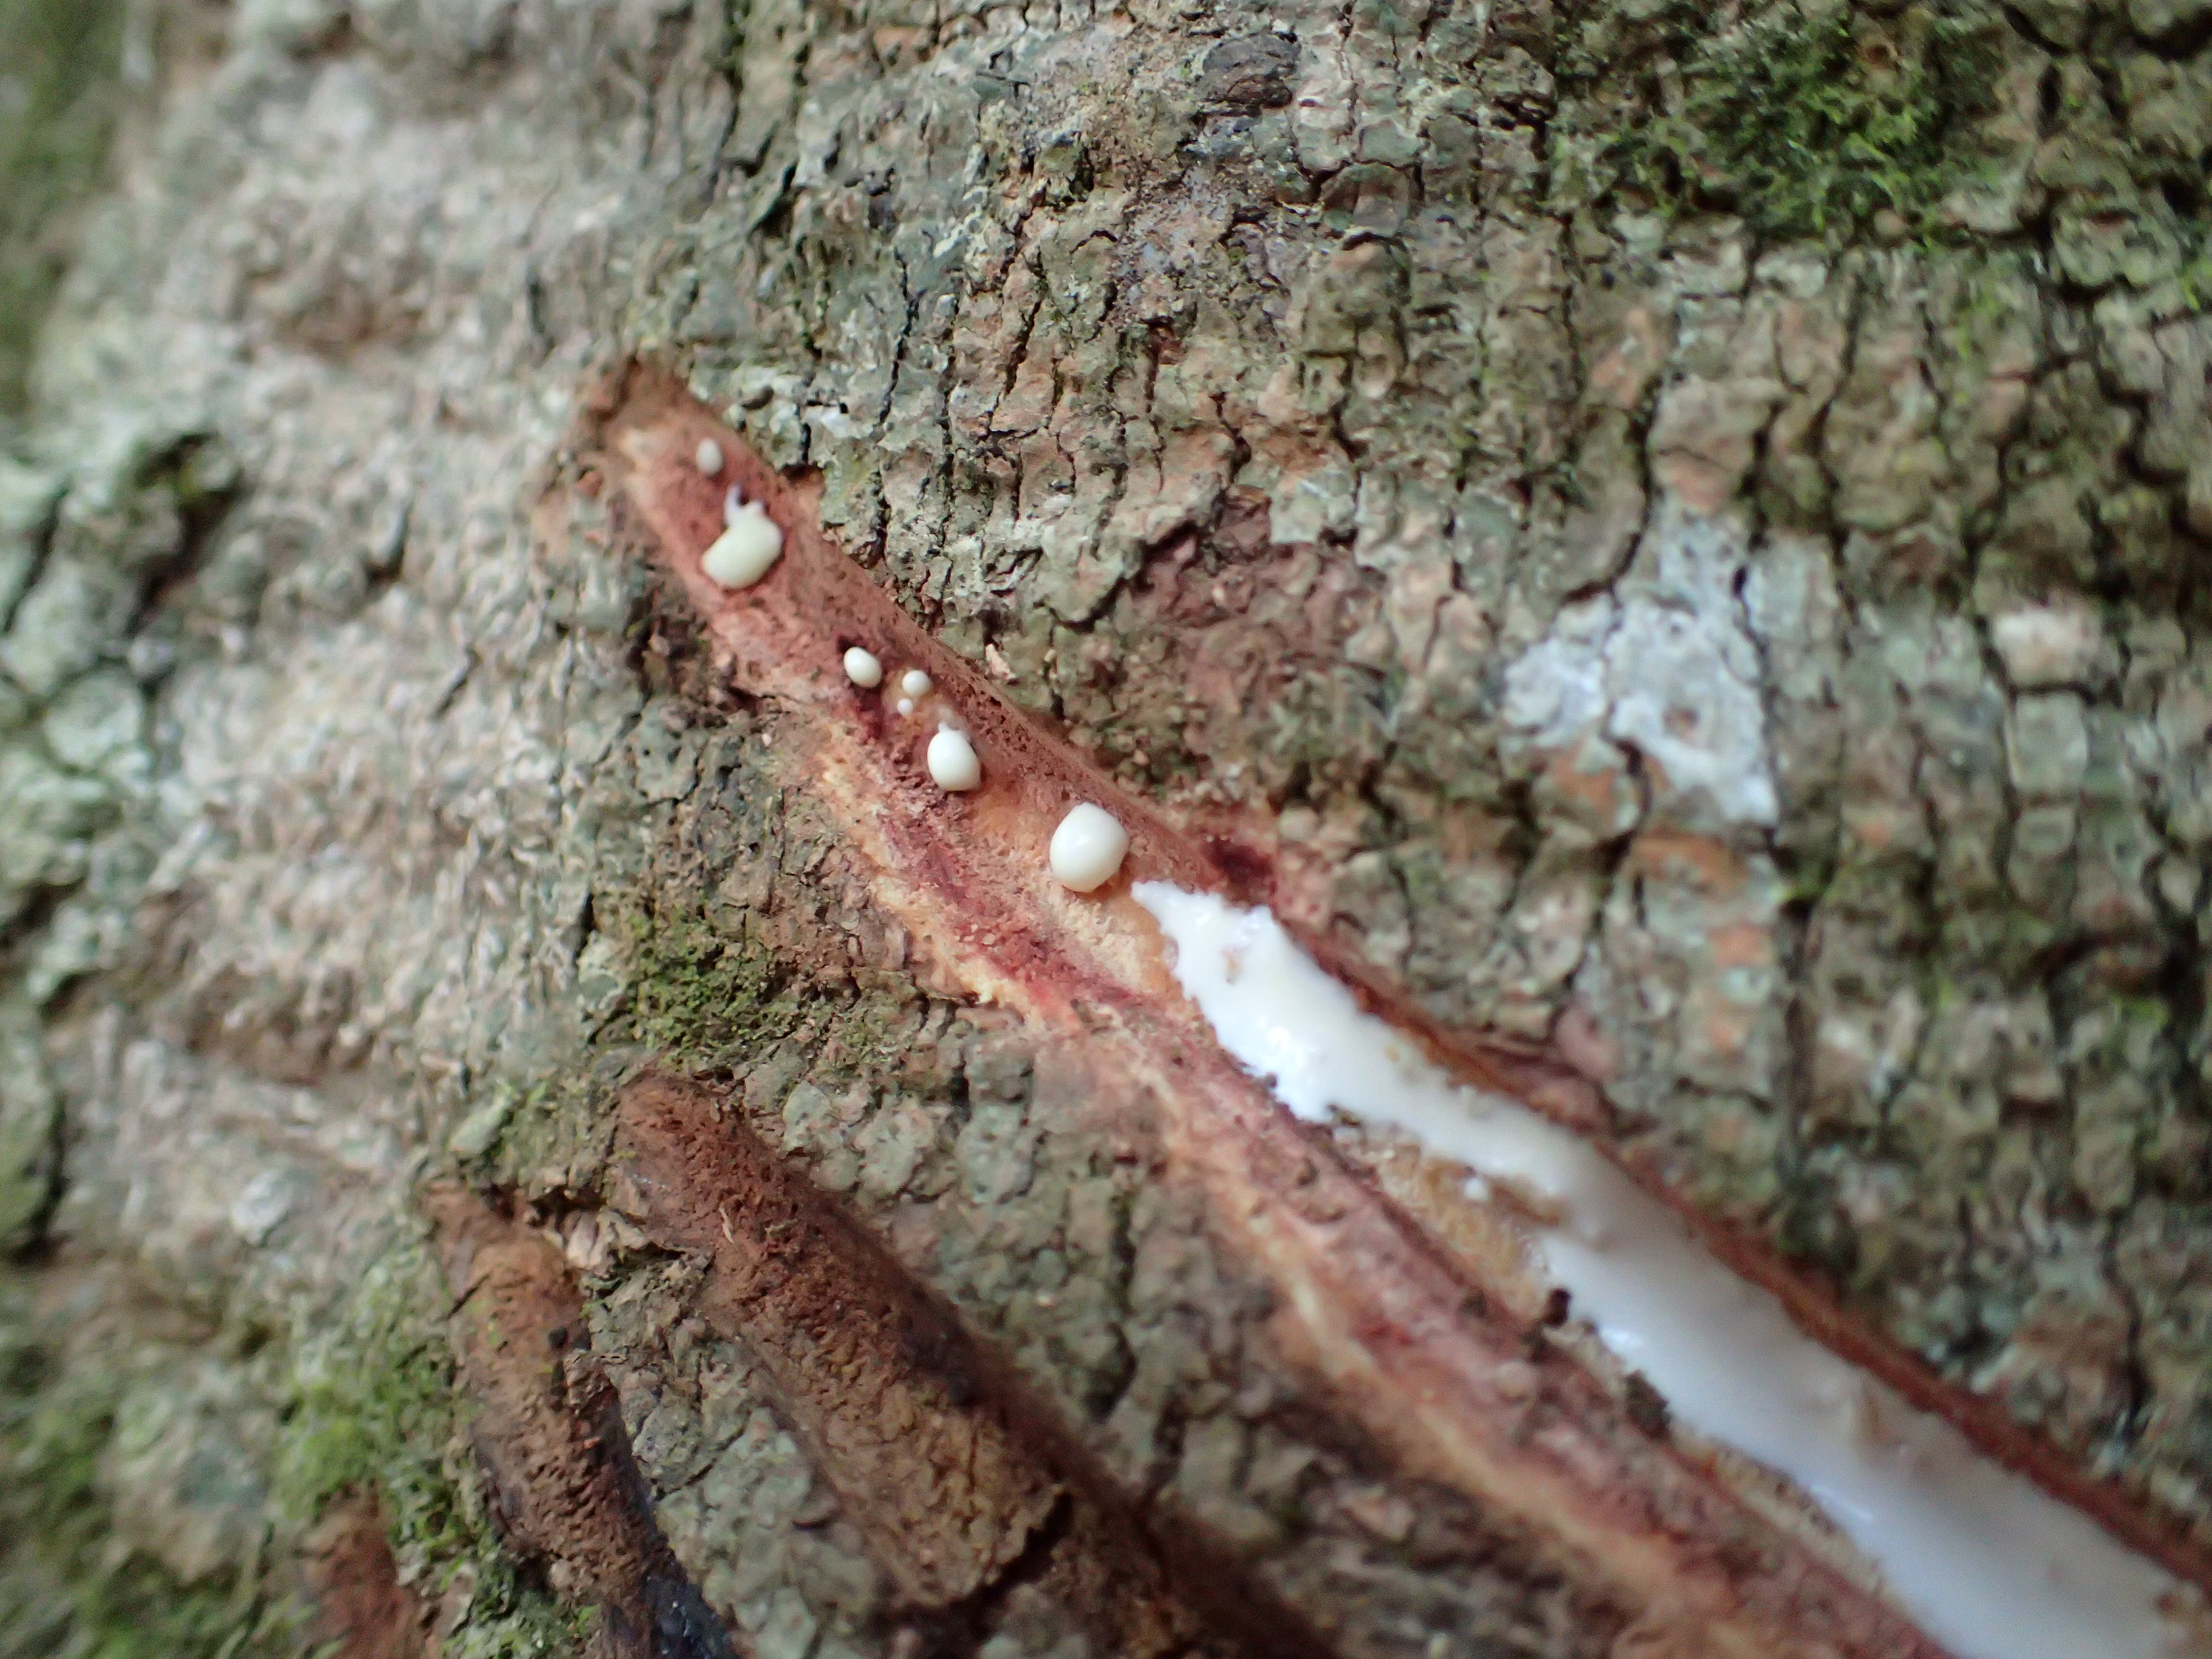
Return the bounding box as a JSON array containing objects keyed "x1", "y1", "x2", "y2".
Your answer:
[
  {"x1": 1050, "y1": 805, "x2": 1129, "y2": 893},
  {"x1": 695, "y1": 438, "x2": 724, "y2": 476},
  {"x1": 702, "y1": 504, "x2": 783, "y2": 590},
  {"x1": 1132, "y1": 884, "x2": 2194, "y2": 1659},
  {"x1": 843, "y1": 647, "x2": 884, "y2": 688},
  {"x1": 926, "y1": 725, "x2": 982, "y2": 792}
]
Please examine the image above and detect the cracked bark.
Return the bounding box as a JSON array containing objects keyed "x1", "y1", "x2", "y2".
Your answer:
[{"x1": 6, "y1": 0, "x2": 2212, "y2": 1656}]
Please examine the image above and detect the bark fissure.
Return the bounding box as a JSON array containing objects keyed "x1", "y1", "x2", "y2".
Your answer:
[{"x1": 7, "y1": 0, "x2": 2212, "y2": 1651}]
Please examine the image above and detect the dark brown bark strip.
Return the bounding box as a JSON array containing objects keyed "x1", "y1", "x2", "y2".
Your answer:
[
  {"x1": 611, "y1": 1073, "x2": 1058, "y2": 1614},
  {"x1": 426, "y1": 1186, "x2": 736, "y2": 1659},
  {"x1": 609, "y1": 1070, "x2": 1316, "y2": 1659},
  {"x1": 302, "y1": 1498, "x2": 434, "y2": 1659}
]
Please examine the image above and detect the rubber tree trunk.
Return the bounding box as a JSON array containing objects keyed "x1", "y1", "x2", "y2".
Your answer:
[{"x1": 4, "y1": 0, "x2": 2212, "y2": 1656}]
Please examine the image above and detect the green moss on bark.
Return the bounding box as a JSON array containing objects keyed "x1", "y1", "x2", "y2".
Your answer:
[
  {"x1": 613, "y1": 900, "x2": 804, "y2": 1075},
  {"x1": 1592, "y1": 0, "x2": 2009, "y2": 238}
]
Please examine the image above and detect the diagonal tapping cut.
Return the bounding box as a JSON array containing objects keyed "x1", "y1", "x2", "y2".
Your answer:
[
  {"x1": 609, "y1": 1072, "x2": 1316, "y2": 1659},
  {"x1": 585, "y1": 362, "x2": 2212, "y2": 1659},
  {"x1": 426, "y1": 1185, "x2": 735, "y2": 1659}
]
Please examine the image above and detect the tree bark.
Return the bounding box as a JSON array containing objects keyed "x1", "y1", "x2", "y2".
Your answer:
[{"x1": 5, "y1": 0, "x2": 2212, "y2": 1656}]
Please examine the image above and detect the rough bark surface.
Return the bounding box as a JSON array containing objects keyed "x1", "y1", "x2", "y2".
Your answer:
[{"x1": 3, "y1": 0, "x2": 2212, "y2": 1655}]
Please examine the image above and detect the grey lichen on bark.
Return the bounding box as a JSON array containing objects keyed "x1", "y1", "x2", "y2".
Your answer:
[{"x1": 3, "y1": 0, "x2": 2212, "y2": 1652}]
